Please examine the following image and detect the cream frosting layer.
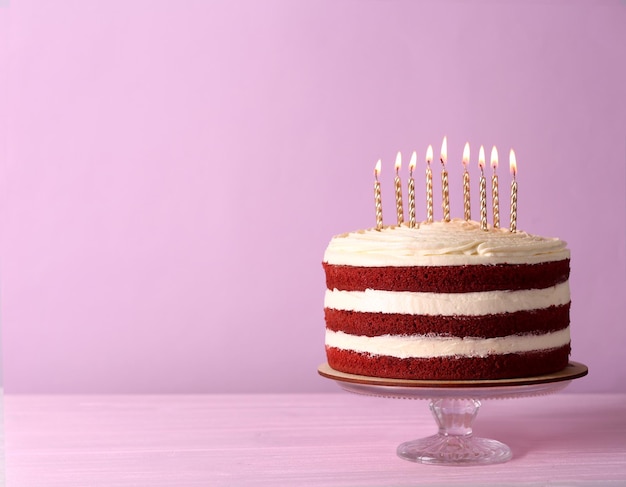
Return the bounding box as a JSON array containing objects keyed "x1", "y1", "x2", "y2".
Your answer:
[
  {"x1": 324, "y1": 281, "x2": 570, "y2": 316},
  {"x1": 325, "y1": 328, "x2": 571, "y2": 359},
  {"x1": 323, "y1": 219, "x2": 570, "y2": 267}
]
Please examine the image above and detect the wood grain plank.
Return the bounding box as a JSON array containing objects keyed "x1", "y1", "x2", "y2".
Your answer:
[{"x1": 2, "y1": 393, "x2": 625, "y2": 486}]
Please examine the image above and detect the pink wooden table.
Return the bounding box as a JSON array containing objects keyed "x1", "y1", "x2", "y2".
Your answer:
[{"x1": 2, "y1": 393, "x2": 625, "y2": 486}]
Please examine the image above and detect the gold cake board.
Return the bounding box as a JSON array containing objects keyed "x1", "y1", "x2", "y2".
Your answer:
[{"x1": 318, "y1": 361, "x2": 588, "y2": 389}]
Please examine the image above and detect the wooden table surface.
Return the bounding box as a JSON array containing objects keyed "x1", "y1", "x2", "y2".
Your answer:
[{"x1": 2, "y1": 392, "x2": 625, "y2": 486}]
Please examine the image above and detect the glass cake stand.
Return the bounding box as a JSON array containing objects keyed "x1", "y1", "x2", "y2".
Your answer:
[{"x1": 318, "y1": 361, "x2": 588, "y2": 466}]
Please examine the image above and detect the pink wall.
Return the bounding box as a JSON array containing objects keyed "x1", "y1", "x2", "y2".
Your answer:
[{"x1": 0, "y1": 1, "x2": 624, "y2": 393}]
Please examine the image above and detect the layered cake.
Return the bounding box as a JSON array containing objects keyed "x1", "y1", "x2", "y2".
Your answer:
[{"x1": 323, "y1": 219, "x2": 571, "y2": 380}]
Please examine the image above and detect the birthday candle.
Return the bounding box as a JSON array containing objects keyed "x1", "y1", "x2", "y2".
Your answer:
[
  {"x1": 479, "y1": 145, "x2": 487, "y2": 231},
  {"x1": 440, "y1": 136, "x2": 450, "y2": 222},
  {"x1": 509, "y1": 149, "x2": 518, "y2": 233},
  {"x1": 394, "y1": 152, "x2": 404, "y2": 225},
  {"x1": 491, "y1": 146, "x2": 500, "y2": 229},
  {"x1": 462, "y1": 142, "x2": 471, "y2": 221},
  {"x1": 408, "y1": 151, "x2": 417, "y2": 228},
  {"x1": 425, "y1": 145, "x2": 433, "y2": 223},
  {"x1": 374, "y1": 160, "x2": 383, "y2": 230}
]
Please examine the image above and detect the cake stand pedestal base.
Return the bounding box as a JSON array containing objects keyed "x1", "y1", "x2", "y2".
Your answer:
[
  {"x1": 397, "y1": 398, "x2": 511, "y2": 465},
  {"x1": 318, "y1": 362, "x2": 588, "y2": 466}
]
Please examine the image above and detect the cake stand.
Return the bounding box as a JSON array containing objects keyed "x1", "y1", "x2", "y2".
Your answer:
[{"x1": 318, "y1": 361, "x2": 588, "y2": 466}]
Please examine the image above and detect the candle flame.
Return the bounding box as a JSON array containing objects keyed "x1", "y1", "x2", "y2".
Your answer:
[
  {"x1": 510, "y1": 149, "x2": 517, "y2": 178},
  {"x1": 440, "y1": 136, "x2": 447, "y2": 165},
  {"x1": 478, "y1": 145, "x2": 485, "y2": 171},
  {"x1": 409, "y1": 151, "x2": 417, "y2": 173},
  {"x1": 491, "y1": 146, "x2": 498, "y2": 171},
  {"x1": 462, "y1": 142, "x2": 470, "y2": 168},
  {"x1": 426, "y1": 145, "x2": 433, "y2": 165},
  {"x1": 374, "y1": 159, "x2": 381, "y2": 179},
  {"x1": 395, "y1": 151, "x2": 402, "y2": 173}
]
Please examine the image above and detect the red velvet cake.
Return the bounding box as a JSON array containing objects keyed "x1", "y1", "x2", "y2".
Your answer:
[{"x1": 323, "y1": 219, "x2": 571, "y2": 380}]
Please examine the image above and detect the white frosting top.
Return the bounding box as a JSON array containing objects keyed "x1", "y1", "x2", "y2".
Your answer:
[{"x1": 323, "y1": 219, "x2": 569, "y2": 266}]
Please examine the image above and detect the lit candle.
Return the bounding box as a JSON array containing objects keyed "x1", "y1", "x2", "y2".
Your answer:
[
  {"x1": 491, "y1": 145, "x2": 500, "y2": 228},
  {"x1": 462, "y1": 142, "x2": 471, "y2": 221},
  {"x1": 408, "y1": 151, "x2": 417, "y2": 228},
  {"x1": 479, "y1": 145, "x2": 487, "y2": 231},
  {"x1": 394, "y1": 151, "x2": 404, "y2": 225},
  {"x1": 374, "y1": 160, "x2": 383, "y2": 230},
  {"x1": 425, "y1": 145, "x2": 434, "y2": 223},
  {"x1": 509, "y1": 149, "x2": 518, "y2": 233},
  {"x1": 440, "y1": 136, "x2": 450, "y2": 222}
]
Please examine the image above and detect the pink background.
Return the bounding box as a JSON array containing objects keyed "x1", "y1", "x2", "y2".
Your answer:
[{"x1": 0, "y1": 1, "x2": 624, "y2": 393}]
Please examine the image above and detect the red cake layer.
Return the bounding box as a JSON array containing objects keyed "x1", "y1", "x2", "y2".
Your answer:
[
  {"x1": 325, "y1": 304, "x2": 570, "y2": 338},
  {"x1": 326, "y1": 345, "x2": 571, "y2": 380},
  {"x1": 323, "y1": 259, "x2": 570, "y2": 293}
]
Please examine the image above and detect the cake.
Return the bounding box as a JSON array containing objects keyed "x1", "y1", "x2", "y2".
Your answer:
[{"x1": 322, "y1": 219, "x2": 571, "y2": 380}]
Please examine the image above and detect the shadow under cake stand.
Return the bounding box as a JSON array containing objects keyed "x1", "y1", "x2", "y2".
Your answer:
[{"x1": 318, "y1": 361, "x2": 588, "y2": 466}]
